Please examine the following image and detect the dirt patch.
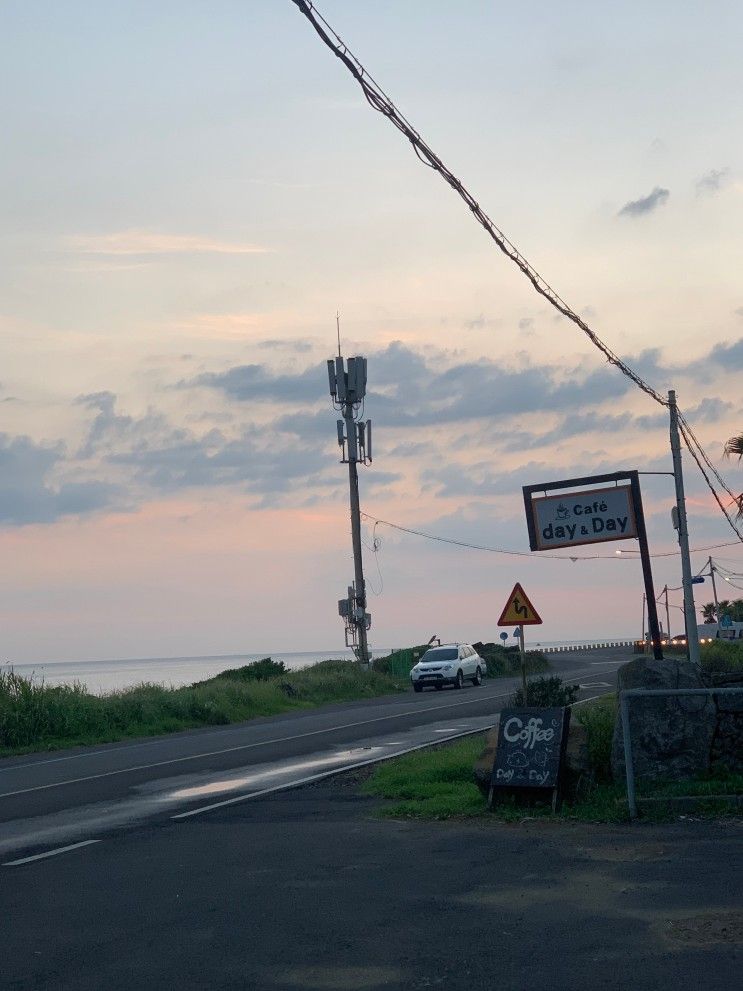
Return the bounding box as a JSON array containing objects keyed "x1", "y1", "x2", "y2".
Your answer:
[{"x1": 663, "y1": 912, "x2": 743, "y2": 945}]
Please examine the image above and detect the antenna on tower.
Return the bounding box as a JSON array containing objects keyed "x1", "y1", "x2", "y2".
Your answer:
[{"x1": 327, "y1": 337, "x2": 374, "y2": 667}]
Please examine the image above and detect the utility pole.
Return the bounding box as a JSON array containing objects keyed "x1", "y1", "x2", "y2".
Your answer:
[
  {"x1": 668, "y1": 389, "x2": 701, "y2": 664},
  {"x1": 708, "y1": 556, "x2": 720, "y2": 622},
  {"x1": 641, "y1": 593, "x2": 646, "y2": 648},
  {"x1": 662, "y1": 585, "x2": 671, "y2": 640},
  {"x1": 327, "y1": 351, "x2": 373, "y2": 666}
]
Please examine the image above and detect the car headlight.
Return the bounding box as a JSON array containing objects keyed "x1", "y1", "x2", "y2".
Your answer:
[{"x1": 443, "y1": 664, "x2": 453, "y2": 671}]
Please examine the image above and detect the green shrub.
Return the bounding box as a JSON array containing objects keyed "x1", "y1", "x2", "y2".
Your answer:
[
  {"x1": 700, "y1": 640, "x2": 743, "y2": 673},
  {"x1": 207, "y1": 657, "x2": 288, "y2": 682},
  {"x1": 577, "y1": 695, "x2": 616, "y2": 781},
  {"x1": 511, "y1": 675, "x2": 579, "y2": 708},
  {"x1": 473, "y1": 642, "x2": 550, "y2": 679}
]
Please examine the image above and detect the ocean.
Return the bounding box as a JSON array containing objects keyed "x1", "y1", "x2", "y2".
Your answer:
[{"x1": 1, "y1": 649, "x2": 393, "y2": 695}]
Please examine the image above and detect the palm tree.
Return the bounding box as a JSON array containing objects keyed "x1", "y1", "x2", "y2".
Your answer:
[
  {"x1": 701, "y1": 602, "x2": 717, "y2": 623},
  {"x1": 724, "y1": 432, "x2": 743, "y2": 518}
]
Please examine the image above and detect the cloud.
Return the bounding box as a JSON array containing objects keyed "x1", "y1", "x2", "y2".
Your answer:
[
  {"x1": 696, "y1": 168, "x2": 729, "y2": 196},
  {"x1": 685, "y1": 397, "x2": 733, "y2": 422},
  {"x1": 193, "y1": 342, "x2": 668, "y2": 432},
  {"x1": 734, "y1": 308, "x2": 743, "y2": 319},
  {"x1": 0, "y1": 433, "x2": 120, "y2": 525},
  {"x1": 77, "y1": 392, "x2": 338, "y2": 506},
  {"x1": 464, "y1": 314, "x2": 501, "y2": 330},
  {"x1": 191, "y1": 363, "x2": 324, "y2": 404},
  {"x1": 257, "y1": 339, "x2": 314, "y2": 353},
  {"x1": 66, "y1": 230, "x2": 273, "y2": 256},
  {"x1": 618, "y1": 186, "x2": 670, "y2": 218},
  {"x1": 518, "y1": 317, "x2": 534, "y2": 332},
  {"x1": 707, "y1": 338, "x2": 743, "y2": 370}
]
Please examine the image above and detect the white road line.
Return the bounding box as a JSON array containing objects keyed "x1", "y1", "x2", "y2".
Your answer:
[
  {"x1": 172, "y1": 691, "x2": 610, "y2": 820},
  {"x1": 171, "y1": 727, "x2": 490, "y2": 820},
  {"x1": 0, "y1": 690, "x2": 513, "y2": 800},
  {"x1": 3, "y1": 839, "x2": 100, "y2": 867}
]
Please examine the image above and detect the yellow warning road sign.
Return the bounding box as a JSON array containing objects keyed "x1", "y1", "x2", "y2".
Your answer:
[{"x1": 497, "y1": 582, "x2": 542, "y2": 626}]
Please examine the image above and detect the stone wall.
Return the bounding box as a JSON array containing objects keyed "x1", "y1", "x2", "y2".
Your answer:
[{"x1": 611, "y1": 656, "x2": 743, "y2": 783}]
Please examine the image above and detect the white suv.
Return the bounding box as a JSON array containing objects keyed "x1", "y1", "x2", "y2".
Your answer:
[{"x1": 410, "y1": 644, "x2": 484, "y2": 693}]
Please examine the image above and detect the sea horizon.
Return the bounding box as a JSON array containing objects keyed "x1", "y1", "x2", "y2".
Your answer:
[{"x1": 1, "y1": 636, "x2": 635, "y2": 695}]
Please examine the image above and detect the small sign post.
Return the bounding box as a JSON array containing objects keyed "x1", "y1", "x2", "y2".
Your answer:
[{"x1": 497, "y1": 583, "x2": 542, "y2": 704}]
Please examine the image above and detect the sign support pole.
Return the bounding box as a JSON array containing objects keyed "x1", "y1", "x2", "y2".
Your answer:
[
  {"x1": 519, "y1": 623, "x2": 527, "y2": 703},
  {"x1": 629, "y1": 471, "x2": 663, "y2": 661}
]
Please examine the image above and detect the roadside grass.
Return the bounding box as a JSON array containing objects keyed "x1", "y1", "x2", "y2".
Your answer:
[
  {"x1": 362, "y1": 696, "x2": 743, "y2": 823},
  {"x1": 2, "y1": 643, "x2": 555, "y2": 758},
  {"x1": 0, "y1": 661, "x2": 409, "y2": 757},
  {"x1": 700, "y1": 639, "x2": 743, "y2": 673}
]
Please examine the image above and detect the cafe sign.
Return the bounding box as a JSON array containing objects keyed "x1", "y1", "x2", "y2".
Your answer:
[
  {"x1": 522, "y1": 470, "x2": 664, "y2": 661},
  {"x1": 528, "y1": 483, "x2": 637, "y2": 551}
]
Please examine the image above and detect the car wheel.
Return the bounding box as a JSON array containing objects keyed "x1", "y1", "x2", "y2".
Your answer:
[
  {"x1": 454, "y1": 670, "x2": 464, "y2": 689},
  {"x1": 413, "y1": 683, "x2": 423, "y2": 693},
  {"x1": 472, "y1": 667, "x2": 482, "y2": 686}
]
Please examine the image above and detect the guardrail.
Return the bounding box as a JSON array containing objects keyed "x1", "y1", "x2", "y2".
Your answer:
[
  {"x1": 619, "y1": 687, "x2": 743, "y2": 818},
  {"x1": 541, "y1": 640, "x2": 635, "y2": 653}
]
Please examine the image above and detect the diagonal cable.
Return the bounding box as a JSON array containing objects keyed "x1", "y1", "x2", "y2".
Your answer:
[{"x1": 291, "y1": 1, "x2": 743, "y2": 543}]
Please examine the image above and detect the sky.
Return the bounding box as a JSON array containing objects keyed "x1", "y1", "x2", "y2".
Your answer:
[{"x1": 1, "y1": 0, "x2": 743, "y2": 663}]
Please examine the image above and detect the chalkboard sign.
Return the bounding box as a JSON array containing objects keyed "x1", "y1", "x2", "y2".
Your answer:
[{"x1": 490, "y1": 707, "x2": 571, "y2": 809}]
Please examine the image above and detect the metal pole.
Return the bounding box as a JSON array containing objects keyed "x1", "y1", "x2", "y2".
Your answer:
[
  {"x1": 663, "y1": 586, "x2": 671, "y2": 641},
  {"x1": 519, "y1": 623, "x2": 527, "y2": 704},
  {"x1": 630, "y1": 471, "x2": 663, "y2": 660},
  {"x1": 668, "y1": 390, "x2": 701, "y2": 665},
  {"x1": 620, "y1": 692, "x2": 638, "y2": 820},
  {"x1": 709, "y1": 556, "x2": 720, "y2": 622},
  {"x1": 641, "y1": 593, "x2": 646, "y2": 649},
  {"x1": 345, "y1": 408, "x2": 369, "y2": 666}
]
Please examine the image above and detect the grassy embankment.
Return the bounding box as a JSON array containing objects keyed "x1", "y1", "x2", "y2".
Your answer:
[
  {"x1": 0, "y1": 644, "x2": 550, "y2": 757},
  {"x1": 362, "y1": 642, "x2": 743, "y2": 823}
]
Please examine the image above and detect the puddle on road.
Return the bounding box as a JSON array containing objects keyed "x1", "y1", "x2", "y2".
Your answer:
[{"x1": 166, "y1": 749, "x2": 385, "y2": 801}]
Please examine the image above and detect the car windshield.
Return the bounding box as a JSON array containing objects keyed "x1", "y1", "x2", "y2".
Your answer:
[{"x1": 420, "y1": 647, "x2": 458, "y2": 663}]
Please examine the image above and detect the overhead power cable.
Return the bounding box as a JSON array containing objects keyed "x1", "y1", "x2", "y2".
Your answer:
[
  {"x1": 290, "y1": 1, "x2": 743, "y2": 544},
  {"x1": 677, "y1": 418, "x2": 743, "y2": 541},
  {"x1": 361, "y1": 512, "x2": 743, "y2": 562},
  {"x1": 290, "y1": 0, "x2": 665, "y2": 408}
]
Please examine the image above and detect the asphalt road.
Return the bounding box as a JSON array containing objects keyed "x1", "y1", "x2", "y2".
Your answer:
[
  {"x1": 3, "y1": 646, "x2": 740, "y2": 990},
  {"x1": 0, "y1": 650, "x2": 625, "y2": 849},
  {"x1": 2, "y1": 773, "x2": 740, "y2": 991}
]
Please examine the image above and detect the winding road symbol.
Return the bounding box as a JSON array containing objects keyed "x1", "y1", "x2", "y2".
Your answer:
[{"x1": 497, "y1": 582, "x2": 543, "y2": 626}]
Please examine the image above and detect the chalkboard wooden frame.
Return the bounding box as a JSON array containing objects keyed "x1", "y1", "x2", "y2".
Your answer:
[{"x1": 488, "y1": 706, "x2": 572, "y2": 813}]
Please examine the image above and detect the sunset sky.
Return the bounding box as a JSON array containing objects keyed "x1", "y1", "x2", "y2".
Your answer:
[{"x1": 2, "y1": 1, "x2": 743, "y2": 663}]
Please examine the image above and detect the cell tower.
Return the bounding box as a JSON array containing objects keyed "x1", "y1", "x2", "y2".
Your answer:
[{"x1": 327, "y1": 349, "x2": 373, "y2": 665}]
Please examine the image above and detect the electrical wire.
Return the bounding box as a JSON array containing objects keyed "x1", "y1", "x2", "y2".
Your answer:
[
  {"x1": 360, "y1": 511, "x2": 743, "y2": 562},
  {"x1": 291, "y1": 0, "x2": 743, "y2": 544},
  {"x1": 360, "y1": 523, "x2": 384, "y2": 595},
  {"x1": 290, "y1": 0, "x2": 666, "y2": 408},
  {"x1": 678, "y1": 419, "x2": 743, "y2": 541},
  {"x1": 718, "y1": 576, "x2": 743, "y2": 592}
]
